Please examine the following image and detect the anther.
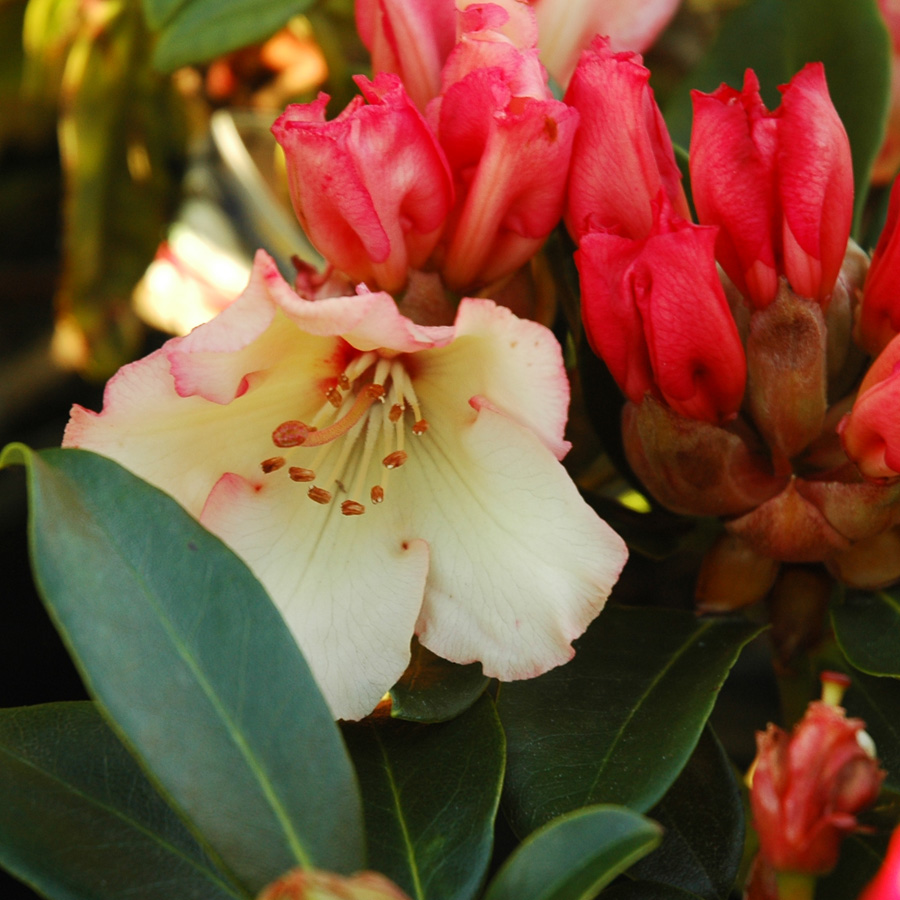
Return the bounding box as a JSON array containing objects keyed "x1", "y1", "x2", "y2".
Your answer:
[
  {"x1": 341, "y1": 500, "x2": 366, "y2": 516},
  {"x1": 260, "y1": 456, "x2": 286, "y2": 473},
  {"x1": 412, "y1": 419, "x2": 429, "y2": 436},
  {"x1": 383, "y1": 450, "x2": 408, "y2": 469},
  {"x1": 308, "y1": 486, "x2": 332, "y2": 504},
  {"x1": 338, "y1": 373, "x2": 350, "y2": 390},
  {"x1": 273, "y1": 420, "x2": 312, "y2": 448},
  {"x1": 289, "y1": 467, "x2": 315, "y2": 482},
  {"x1": 370, "y1": 485, "x2": 384, "y2": 504},
  {"x1": 389, "y1": 404, "x2": 403, "y2": 423},
  {"x1": 326, "y1": 386, "x2": 343, "y2": 408}
]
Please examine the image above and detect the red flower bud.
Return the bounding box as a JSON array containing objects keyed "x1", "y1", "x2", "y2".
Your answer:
[
  {"x1": 690, "y1": 64, "x2": 853, "y2": 309},
  {"x1": 257, "y1": 868, "x2": 412, "y2": 900},
  {"x1": 749, "y1": 701, "x2": 883, "y2": 875},
  {"x1": 577, "y1": 196, "x2": 746, "y2": 423},
  {"x1": 859, "y1": 176, "x2": 900, "y2": 355},
  {"x1": 565, "y1": 36, "x2": 689, "y2": 242},
  {"x1": 839, "y1": 332, "x2": 900, "y2": 480}
]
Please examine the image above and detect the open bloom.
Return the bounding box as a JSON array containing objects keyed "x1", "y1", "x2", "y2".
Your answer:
[{"x1": 64, "y1": 251, "x2": 627, "y2": 720}]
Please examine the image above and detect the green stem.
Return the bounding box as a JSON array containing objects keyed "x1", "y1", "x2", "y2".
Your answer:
[{"x1": 776, "y1": 871, "x2": 817, "y2": 900}]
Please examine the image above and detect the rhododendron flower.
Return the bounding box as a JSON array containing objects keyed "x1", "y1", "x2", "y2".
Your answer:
[
  {"x1": 428, "y1": 7, "x2": 578, "y2": 289},
  {"x1": 64, "y1": 251, "x2": 628, "y2": 720},
  {"x1": 258, "y1": 868, "x2": 411, "y2": 900},
  {"x1": 272, "y1": 74, "x2": 454, "y2": 295},
  {"x1": 749, "y1": 696, "x2": 883, "y2": 877},
  {"x1": 565, "y1": 37, "x2": 689, "y2": 243},
  {"x1": 858, "y1": 176, "x2": 900, "y2": 355},
  {"x1": 576, "y1": 195, "x2": 746, "y2": 424},
  {"x1": 690, "y1": 64, "x2": 853, "y2": 308},
  {"x1": 839, "y1": 331, "x2": 900, "y2": 481}
]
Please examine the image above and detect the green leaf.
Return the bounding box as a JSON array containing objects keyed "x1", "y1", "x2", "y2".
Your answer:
[
  {"x1": 152, "y1": 0, "x2": 312, "y2": 72},
  {"x1": 498, "y1": 605, "x2": 763, "y2": 835},
  {"x1": 2, "y1": 445, "x2": 365, "y2": 894},
  {"x1": 388, "y1": 639, "x2": 490, "y2": 724},
  {"x1": 833, "y1": 587, "x2": 900, "y2": 678},
  {"x1": 817, "y1": 832, "x2": 889, "y2": 900},
  {"x1": 627, "y1": 728, "x2": 743, "y2": 900},
  {"x1": 342, "y1": 695, "x2": 504, "y2": 900},
  {"x1": 0, "y1": 702, "x2": 246, "y2": 900},
  {"x1": 601, "y1": 884, "x2": 705, "y2": 900},
  {"x1": 664, "y1": 0, "x2": 891, "y2": 234},
  {"x1": 841, "y1": 668, "x2": 900, "y2": 794},
  {"x1": 142, "y1": 0, "x2": 191, "y2": 30},
  {"x1": 482, "y1": 806, "x2": 661, "y2": 900}
]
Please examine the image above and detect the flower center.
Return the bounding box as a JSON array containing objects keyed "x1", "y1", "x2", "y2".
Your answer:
[{"x1": 259, "y1": 350, "x2": 429, "y2": 516}]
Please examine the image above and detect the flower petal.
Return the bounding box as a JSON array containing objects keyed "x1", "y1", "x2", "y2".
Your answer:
[
  {"x1": 405, "y1": 400, "x2": 627, "y2": 679},
  {"x1": 201, "y1": 473, "x2": 430, "y2": 720}
]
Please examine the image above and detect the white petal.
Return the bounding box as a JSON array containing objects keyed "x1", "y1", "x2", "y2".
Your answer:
[
  {"x1": 403, "y1": 400, "x2": 628, "y2": 680},
  {"x1": 201, "y1": 473, "x2": 430, "y2": 720}
]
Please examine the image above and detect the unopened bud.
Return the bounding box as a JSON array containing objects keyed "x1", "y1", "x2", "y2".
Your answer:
[
  {"x1": 257, "y1": 868, "x2": 412, "y2": 900},
  {"x1": 695, "y1": 533, "x2": 779, "y2": 613}
]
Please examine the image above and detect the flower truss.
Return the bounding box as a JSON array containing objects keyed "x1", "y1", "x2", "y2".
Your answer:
[{"x1": 64, "y1": 251, "x2": 627, "y2": 720}]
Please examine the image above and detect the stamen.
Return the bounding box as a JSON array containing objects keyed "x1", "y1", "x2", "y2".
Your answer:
[
  {"x1": 325, "y1": 386, "x2": 343, "y2": 408},
  {"x1": 261, "y1": 456, "x2": 286, "y2": 473},
  {"x1": 370, "y1": 485, "x2": 384, "y2": 503},
  {"x1": 338, "y1": 373, "x2": 350, "y2": 390},
  {"x1": 273, "y1": 420, "x2": 314, "y2": 448},
  {"x1": 343, "y1": 350, "x2": 379, "y2": 383},
  {"x1": 383, "y1": 450, "x2": 408, "y2": 469},
  {"x1": 289, "y1": 467, "x2": 315, "y2": 482},
  {"x1": 391, "y1": 362, "x2": 425, "y2": 424},
  {"x1": 300, "y1": 384, "x2": 385, "y2": 447},
  {"x1": 412, "y1": 419, "x2": 429, "y2": 435},
  {"x1": 341, "y1": 500, "x2": 365, "y2": 516},
  {"x1": 389, "y1": 403, "x2": 403, "y2": 423},
  {"x1": 308, "y1": 486, "x2": 332, "y2": 504}
]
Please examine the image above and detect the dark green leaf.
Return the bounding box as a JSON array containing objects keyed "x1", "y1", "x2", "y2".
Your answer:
[
  {"x1": 628, "y1": 728, "x2": 743, "y2": 900},
  {"x1": 841, "y1": 668, "x2": 900, "y2": 794},
  {"x1": 389, "y1": 639, "x2": 490, "y2": 724},
  {"x1": 833, "y1": 587, "x2": 900, "y2": 678},
  {"x1": 817, "y1": 832, "x2": 889, "y2": 900},
  {"x1": 498, "y1": 605, "x2": 762, "y2": 835},
  {"x1": 343, "y1": 695, "x2": 504, "y2": 900},
  {"x1": 664, "y1": 0, "x2": 891, "y2": 234},
  {"x1": 601, "y1": 883, "x2": 705, "y2": 900},
  {"x1": 2, "y1": 445, "x2": 365, "y2": 894},
  {"x1": 0, "y1": 702, "x2": 246, "y2": 900},
  {"x1": 142, "y1": 0, "x2": 191, "y2": 30},
  {"x1": 483, "y1": 806, "x2": 661, "y2": 900},
  {"x1": 152, "y1": 0, "x2": 312, "y2": 72}
]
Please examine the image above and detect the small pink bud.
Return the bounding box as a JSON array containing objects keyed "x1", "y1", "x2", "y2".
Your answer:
[
  {"x1": 860, "y1": 825, "x2": 900, "y2": 900},
  {"x1": 257, "y1": 868, "x2": 412, "y2": 900},
  {"x1": 749, "y1": 699, "x2": 884, "y2": 875},
  {"x1": 859, "y1": 176, "x2": 900, "y2": 355}
]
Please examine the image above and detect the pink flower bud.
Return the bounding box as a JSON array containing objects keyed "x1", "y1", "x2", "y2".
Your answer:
[
  {"x1": 577, "y1": 196, "x2": 746, "y2": 423},
  {"x1": 690, "y1": 64, "x2": 853, "y2": 309},
  {"x1": 355, "y1": 0, "x2": 457, "y2": 111},
  {"x1": 839, "y1": 332, "x2": 900, "y2": 480},
  {"x1": 860, "y1": 825, "x2": 900, "y2": 900},
  {"x1": 749, "y1": 700, "x2": 883, "y2": 875},
  {"x1": 429, "y1": 14, "x2": 578, "y2": 289},
  {"x1": 859, "y1": 177, "x2": 900, "y2": 355},
  {"x1": 257, "y1": 868, "x2": 412, "y2": 900},
  {"x1": 272, "y1": 74, "x2": 454, "y2": 293},
  {"x1": 564, "y1": 36, "x2": 689, "y2": 243}
]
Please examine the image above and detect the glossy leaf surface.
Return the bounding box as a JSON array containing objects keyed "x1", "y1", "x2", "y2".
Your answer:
[
  {"x1": 0, "y1": 702, "x2": 245, "y2": 900},
  {"x1": 343, "y1": 695, "x2": 504, "y2": 900},
  {"x1": 2, "y1": 445, "x2": 365, "y2": 894},
  {"x1": 499, "y1": 605, "x2": 762, "y2": 835},
  {"x1": 628, "y1": 727, "x2": 743, "y2": 900},
  {"x1": 483, "y1": 806, "x2": 661, "y2": 900},
  {"x1": 389, "y1": 640, "x2": 490, "y2": 724},
  {"x1": 833, "y1": 588, "x2": 900, "y2": 678},
  {"x1": 151, "y1": 0, "x2": 313, "y2": 72}
]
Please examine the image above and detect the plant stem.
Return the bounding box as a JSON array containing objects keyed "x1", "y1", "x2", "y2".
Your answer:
[{"x1": 776, "y1": 871, "x2": 816, "y2": 900}]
